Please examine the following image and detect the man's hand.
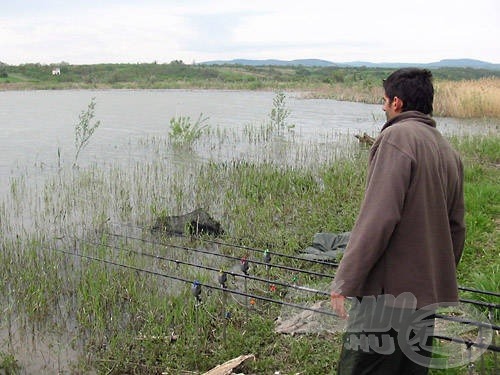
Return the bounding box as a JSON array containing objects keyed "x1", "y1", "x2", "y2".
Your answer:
[{"x1": 330, "y1": 291, "x2": 348, "y2": 319}]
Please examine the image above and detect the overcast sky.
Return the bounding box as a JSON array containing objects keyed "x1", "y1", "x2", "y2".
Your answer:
[{"x1": 1, "y1": 0, "x2": 499, "y2": 65}]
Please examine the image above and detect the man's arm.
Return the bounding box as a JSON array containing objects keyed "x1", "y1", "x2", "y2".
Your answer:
[
  {"x1": 332, "y1": 139, "x2": 413, "y2": 296},
  {"x1": 450, "y1": 159, "x2": 466, "y2": 265}
]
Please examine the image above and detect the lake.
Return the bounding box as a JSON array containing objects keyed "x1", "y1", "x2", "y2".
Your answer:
[{"x1": 0, "y1": 89, "x2": 496, "y2": 195}]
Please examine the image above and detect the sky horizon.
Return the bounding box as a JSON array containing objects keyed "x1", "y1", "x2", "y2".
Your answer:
[{"x1": 1, "y1": 0, "x2": 499, "y2": 66}]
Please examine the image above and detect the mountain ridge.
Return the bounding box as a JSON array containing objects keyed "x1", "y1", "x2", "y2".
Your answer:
[{"x1": 201, "y1": 58, "x2": 500, "y2": 70}]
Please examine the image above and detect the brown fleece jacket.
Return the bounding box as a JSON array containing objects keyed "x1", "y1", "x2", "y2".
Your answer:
[{"x1": 333, "y1": 111, "x2": 465, "y2": 308}]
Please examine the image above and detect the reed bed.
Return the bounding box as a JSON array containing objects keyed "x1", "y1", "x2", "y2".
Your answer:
[
  {"x1": 434, "y1": 77, "x2": 500, "y2": 118},
  {"x1": 300, "y1": 82, "x2": 384, "y2": 104},
  {"x1": 302, "y1": 77, "x2": 500, "y2": 119},
  {"x1": 0, "y1": 108, "x2": 498, "y2": 374}
]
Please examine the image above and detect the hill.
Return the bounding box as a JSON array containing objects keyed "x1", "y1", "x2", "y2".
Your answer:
[
  {"x1": 202, "y1": 58, "x2": 336, "y2": 67},
  {"x1": 202, "y1": 58, "x2": 500, "y2": 70}
]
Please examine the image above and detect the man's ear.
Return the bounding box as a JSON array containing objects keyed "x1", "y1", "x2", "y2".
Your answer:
[{"x1": 393, "y1": 96, "x2": 404, "y2": 112}]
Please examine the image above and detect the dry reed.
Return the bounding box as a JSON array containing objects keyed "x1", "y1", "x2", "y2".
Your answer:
[
  {"x1": 301, "y1": 82, "x2": 383, "y2": 104},
  {"x1": 434, "y1": 77, "x2": 500, "y2": 118},
  {"x1": 303, "y1": 77, "x2": 500, "y2": 119}
]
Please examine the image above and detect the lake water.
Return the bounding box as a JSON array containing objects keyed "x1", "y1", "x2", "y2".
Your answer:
[{"x1": 0, "y1": 89, "x2": 496, "y2": 195}]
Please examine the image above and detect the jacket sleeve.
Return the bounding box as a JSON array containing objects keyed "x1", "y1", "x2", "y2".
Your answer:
[
  {"x1": 449, "y1": 158, "x2": 466, "y2": 265},
  {"x1": 333, "y1": 139, "x2": 414, "y2": 296}
]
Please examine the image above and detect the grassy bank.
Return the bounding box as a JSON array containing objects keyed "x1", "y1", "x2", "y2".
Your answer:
[
  {"x1": 0, "y1": 103, "x2": 498, "y2": 373},
  {"x1": 2, "y1": 62, "x2": 500, "y2": 119}
]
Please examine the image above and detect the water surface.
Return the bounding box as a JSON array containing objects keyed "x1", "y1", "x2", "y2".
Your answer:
[{"x1": 0, "y1": 89, "x2": 495, "y2": 193}]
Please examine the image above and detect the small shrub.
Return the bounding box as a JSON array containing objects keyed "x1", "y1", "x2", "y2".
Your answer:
[
  {"x1": 74, "y1": 97, "x2": 101, "y2": 166},
  {"x1": 269, "y1": 90, "x2": 292, "y2": 131},
  {"x1": 168, "y1": 113, "x2": 209, "y2": 148}
]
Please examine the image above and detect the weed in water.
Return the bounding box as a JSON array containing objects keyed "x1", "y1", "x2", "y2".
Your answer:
[
  {"x1": 168, "y1": 113, "x2": 209, "y2": 149},
  {"x1": 0, "y1": 352, "x2": 20, "y2": 375},
  {"x1": 269, "y1": 90, "x2": 294, "y2": 133},
  {"x1": 74, "y1": 97, "x2": 101, "y2": 167}
]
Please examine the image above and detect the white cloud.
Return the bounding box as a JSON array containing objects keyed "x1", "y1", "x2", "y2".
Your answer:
[{"x1": 1, "y1": 0, "x2": 499, "y2": 64}]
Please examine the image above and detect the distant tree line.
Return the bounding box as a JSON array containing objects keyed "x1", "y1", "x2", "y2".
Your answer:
[{"x1": 1, "y1": 61, "x2": 498, "y2": 89}]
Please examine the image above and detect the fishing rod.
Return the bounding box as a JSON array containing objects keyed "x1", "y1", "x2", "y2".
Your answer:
[
  {"x1": 435, "y1": 313, "x2": 500, "y2": 331},
  {"x1": 431, "y1": 334, "x2": 500, "y2": 353},
  {"x1": 83, "y1": 234, "x2": 498, "y2": 311},
  {"x1": 109, "y1": 222, "x2": 500, "y2": 299},
  {"x1": 52, "y1": 245, "x2": 500, "y2": 358},
  {"x1": 57, "y1": 245, "x2": 500, "y2": 333},
  {"x1": 109, "y1": 221, "x2": 341, "y2": 268},
  {"x1": 459, "y1": 298, "x2": 499, "y2": 310},
  {"x1": 458, "y1": 286, "x2": 500, "y2": 298},
  {"x1": 52, "y1": 246, "x2": 340, "y2": 318},
  {"x1": 102, "y1": 231, "x2": 336, "y2": 280},
  {"x1": 79, "y1": 237, "x2": 331, "y2": 297}
]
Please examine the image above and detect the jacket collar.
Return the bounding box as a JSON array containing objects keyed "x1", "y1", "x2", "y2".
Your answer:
[{"x1": 381, "y1": 111, "x2": 436, "y2": 133}]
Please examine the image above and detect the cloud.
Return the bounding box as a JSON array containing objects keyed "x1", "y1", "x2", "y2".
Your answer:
[
  {"x1": 182, "y1": 12, "x2": 251, "y2": 53},
  {"x1": 1, "y1": 4, "x2": 190, "y2": 63},
  {"x1": 1, "y1": 0, "x2": 499, "y2": 64}
]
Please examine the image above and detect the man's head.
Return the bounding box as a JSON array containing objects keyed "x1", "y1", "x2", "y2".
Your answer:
[{"x1": 382, "y1": 68, "x2": 434, "y2": 120}]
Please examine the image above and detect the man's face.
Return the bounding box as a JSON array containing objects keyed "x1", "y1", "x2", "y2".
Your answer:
[{"x1": 382, "y1": 94, "x2": 402, "y2": 121}]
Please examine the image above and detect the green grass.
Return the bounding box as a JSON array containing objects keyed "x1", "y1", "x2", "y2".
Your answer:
[
  {"x1": 0, "y1": 352, "x2": 20, "y2": 374},
  {"x1": 0, "y1": 106, "x2": 498, "y2": 373},
  {"x1": 450, "y1": 135, "x2": 500, "y2": 283}
]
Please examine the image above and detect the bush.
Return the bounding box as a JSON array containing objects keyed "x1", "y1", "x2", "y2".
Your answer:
[{"x1": 168, "y1": 113, "x2": 209, "y2": 148}]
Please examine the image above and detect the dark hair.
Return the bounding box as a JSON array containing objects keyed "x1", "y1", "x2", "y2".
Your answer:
[{"x1": 383, "y1": 68, "x2": 434, "y2": 115}]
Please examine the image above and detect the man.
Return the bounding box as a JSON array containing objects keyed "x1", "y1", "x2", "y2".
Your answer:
[{"x1": 331, "y1": 68, "x2": 465, "y2": 374}]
